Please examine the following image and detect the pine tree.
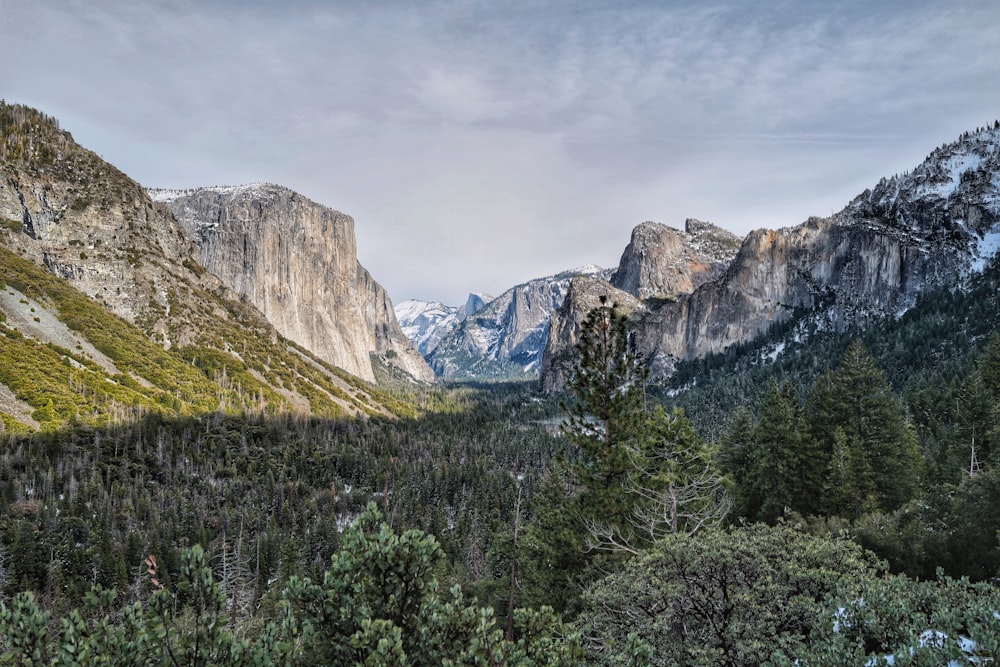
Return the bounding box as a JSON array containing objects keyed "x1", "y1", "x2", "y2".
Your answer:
[
  {"x1": 807, "y1": 341, "x2": 922, "y2": 515},
  {"x1": 718, "y1": 406, "x2": 758, "y2": 519},
  {"x1": 561, "y1": 298, "x2": 647, "y2": 550},
  {"x1": 560, "y1": 300, "x2": 727, "y2": 554},
  {"x1": 750, "y1": 381, "x2": 823, "y2": 521},
  {"x1": 825, "y1": 427, "x2": 878, "y2": 518}
]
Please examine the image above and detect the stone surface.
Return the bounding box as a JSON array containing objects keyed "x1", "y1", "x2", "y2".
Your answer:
[
  {"x1": 542, "y1": 124, "x2": 1000, "y2": 389},
  {"x1": 152, "y1": 184, "x2": 435, "y2": 383},
  {"x1": 428, "y1": 267, "x2": 608, "y2": 380},
  {"x1": 0, "y1": 109, "x2": 225, "y2": 350},
  {"x1": 610, "y1": 219, "x2": 742, "y2": 299}
]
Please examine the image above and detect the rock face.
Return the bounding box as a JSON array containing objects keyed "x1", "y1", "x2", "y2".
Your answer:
[
  {"x1": 428, "y1": 267, "x2": 608, "y2": 380},
  {"x1": 0, "y1": 105, "x2": 224, "y2": 348},
  {"x1": 543, "y1": 123, "x2": 1000, "y2": 388},
  {"x1": 395, "y1": 293, "x2": 492, "y2": 357},
  {"x1": 152, "y1": 185, "x2": 435, "y2": 384},
  {"x1": 0, "y1": 103, "x2": 419, "y2": 419},
  {"x1": 611, "y1": 219, "x2": 742, "y2": 299}
]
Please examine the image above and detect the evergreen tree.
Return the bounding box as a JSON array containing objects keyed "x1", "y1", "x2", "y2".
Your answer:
[
  {"x1": 751, "y1": 381, "x2": 822, "y2": 521},
  {"x1": 559, "y1": 300, "x2": 727, "y2": 555},
  {"x1": 824, "y1": 427, "x2": 877, "y2": 518},
  {"x1": 627, "y1": 406, "x2": 729, "y2": 540},
  {"x1": 807, "y1": 341, "x2": 922, "y2": 515},
  {"x1": 718, "y1": 406, "x2": 758, "y2": 519},
  {"x1": 560, "y1": 298, "x2": 648, "y2": 551}
]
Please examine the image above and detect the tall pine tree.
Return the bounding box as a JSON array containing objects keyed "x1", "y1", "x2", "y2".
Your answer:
[
  {"x1": 807, "y1": 341, "x2": 922, "y2": 515},
  {"x1": 560, "y1": 297, "x2": 648, "y2": 550}
]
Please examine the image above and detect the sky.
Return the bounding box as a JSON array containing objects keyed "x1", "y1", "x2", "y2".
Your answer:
[{"x1": 2, "y1": 0, "x2": 999, "y2": 306}]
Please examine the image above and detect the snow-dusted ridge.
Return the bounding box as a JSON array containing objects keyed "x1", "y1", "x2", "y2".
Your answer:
[{"x1": 148, "y1": 183, "x2": 277, "y2": 204}]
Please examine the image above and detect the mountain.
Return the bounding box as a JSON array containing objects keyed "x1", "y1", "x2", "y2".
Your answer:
[
  {"x1": 427, "y1": 266, "x2": 609, "y2": 380},
  {"x1": 423, "y1": 218, "x2": 739, "y2": 383},
  {"x1": 0, "y1": 102, "x2": 419, "y2": 430},
  {"x1": 540, "y1": 220, "x2": 742, "y2": 390},
  {"x1": 542, "y1": 122, "x2": 1000, "y2": 388},
  {"x1": 150, "y1": 185, "x2": 435, "y2": 384},
  {"x1": 610, "y1": 218, "x2": 742, "y2": 299},
  {"x1": 395, "y1": 292, "x2": 492, "y2": 357}
]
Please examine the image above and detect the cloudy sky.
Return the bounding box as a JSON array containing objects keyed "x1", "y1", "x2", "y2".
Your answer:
[{"x1": 3, "y1": 1, "x2": 999, "y2": 305}]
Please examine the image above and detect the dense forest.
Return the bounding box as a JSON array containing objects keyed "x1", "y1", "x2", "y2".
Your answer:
[{"x1": 4, "y1": 262, "x2": 1000, "y2": 662}]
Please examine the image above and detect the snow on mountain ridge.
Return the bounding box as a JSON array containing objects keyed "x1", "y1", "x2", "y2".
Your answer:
[{"x1": 148, "y1": 183, "x2": 276, "y2": 204}]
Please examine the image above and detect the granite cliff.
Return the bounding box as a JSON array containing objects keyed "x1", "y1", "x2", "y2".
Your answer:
[
  {"x1": 540, "y1": 219, "x2": 742, "y2": 389},
  {"x1": 611, "y1": 219, "x2": 742, "y2": 299},
  {"x1": 0, "y1": 104, "x2": 427, "y2": 428},
  {"x1": 150, "y1": 185, "x2": 435, "y2": 384},
  {"x1": 543, "y1": 123, "x2": 1000, "y2": 388}
]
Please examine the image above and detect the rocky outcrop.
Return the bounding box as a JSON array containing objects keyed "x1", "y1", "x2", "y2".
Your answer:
[
  {"x1": 428, "y1": 267, "x2": 608, "y2": 380},
  {"x1": 152, "y1": 184, "x2": 435, "y2": 383},
  {"x1": 358, "y1": 264, "x2": 438, "y2": 382},
  {"x1": 611, "y1": 219, "x2": 742, "y2": 299},
  {"x1": 542, "y1": 123, "x2": 1000, "y2": 389},
  {"x1": 0, "y1": 104, "x2": 225, "y2": 348},
  {"x1": 0, "y1": 103, "x2": 422, "y2": 419}
]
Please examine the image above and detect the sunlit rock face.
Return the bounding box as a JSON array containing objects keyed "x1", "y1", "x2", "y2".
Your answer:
[
  {"x1": 153, "y1": 184, "x2": 435, "y2": 383},
  {"x1": 611, "y1": 219, "x2": 742, "y2": 300},
  {"x1": 542, "y1": 124, "x2": 1000, "y2": 389}
]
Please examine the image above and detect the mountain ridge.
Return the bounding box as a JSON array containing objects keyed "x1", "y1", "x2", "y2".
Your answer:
[
  {"x1": 0, "y1": 102, "x2": 422, "y2": 431},
  {"x1": 541, "y1": 121, "x2": 1000, "y2": 389}
]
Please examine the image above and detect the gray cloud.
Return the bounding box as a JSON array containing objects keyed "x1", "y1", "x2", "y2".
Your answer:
[{"x1": 2, "y1": 0, "x2": 999, "y2": 304}]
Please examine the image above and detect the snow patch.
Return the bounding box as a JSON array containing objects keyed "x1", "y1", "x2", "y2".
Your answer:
[{"x1": 972, "y1": 224, "x2": 1000, "y2": 273}]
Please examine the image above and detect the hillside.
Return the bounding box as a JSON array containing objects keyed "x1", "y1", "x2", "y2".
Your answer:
[{"x1": 0, "y1": 102, "x2": 416, "y2": 429}]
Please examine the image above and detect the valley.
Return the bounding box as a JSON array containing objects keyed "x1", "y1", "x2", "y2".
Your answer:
[{"x1": 2, "y1": 101, "x2": 1000, "y2": 663}]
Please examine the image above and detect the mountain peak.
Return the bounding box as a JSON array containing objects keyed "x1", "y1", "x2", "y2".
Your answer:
[{"x1": 610, "y1": 219, "x2": 741, "y2": 300}]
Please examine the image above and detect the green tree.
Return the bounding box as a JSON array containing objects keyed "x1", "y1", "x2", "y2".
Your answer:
[
  {"x1": 624, "y1": 406, "x2": 729, "y2": 542},
  {"x1": 516, "y1": 469, "x2": 591, "y2": 618},
  {"x1": 561, "y1": 298, "x2": 648, "y2": 546},
  {"x1": 750, "y1": 381, "x2": 822, "y2": 521},
  {"x1": 576, "y1": 523, "x2": 882, "y2": 666},
  {"x1": 806, "y1": 340, "x2": 922, "y2": 515},
  {"x1": 718, "y1": 406, "x2": 758, "y2": 519},
  {"x1": 824, "y1": 427, "x2": 877, "y2": 518},
  {"x1": 0, "y1": 505, "x2": 587, "y2": 665},
  {"x1": 560, "y1": 301, "x2": 727, "y2": 555}
]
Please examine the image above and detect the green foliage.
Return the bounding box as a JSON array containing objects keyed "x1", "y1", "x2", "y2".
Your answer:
[
  {"x1": 787, "y1": 572, "x2": 1000, "y2": 665},
  {"x1": 0, "y1": 383, "x2": 567, "y2": 622},
  {"x1": 562, "y1": 299, "x2": 647, "y2": 497},
  {"x1": 560, "y1": 301, "x2": 725, "y2": 553},
  {"x1": 722, "y1": 342, "x2": 922, "y2": 525},
  {"x1": 743, "y1": 381, "x2": 823, "y2": 521},
  {"x1": 806, "y1": 341, "x2": 921, "y2": 515},
  {"x1": 0, "y1": 505, "x2": 584, "y2": 665},
  {"x1": 576, "y1": 523, "x2": 882, "y2": 666},
  {"x1": 670, "y1": 256, "x2": 1000, "y2": 442},
  {"x1": 0, "y1": 245, "x2": 425, "y2": 427}
]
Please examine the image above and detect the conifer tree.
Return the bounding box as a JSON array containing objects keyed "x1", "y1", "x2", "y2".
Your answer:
[
  {"x1": 560, "y1": 300, "x2": 727, "y2": 554},
  {"x1": 718, "y1": 406, "x2": 758, "y2": 518},
  {"x1": 807, "y1": 341, "x2": 921, "y2": 515},
  {"x1": 751, "y1": 380, "x2": 822, "y2": 521},
  {"x1": 561, "y1": 297, "x2": 647, "y2": 550}
]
